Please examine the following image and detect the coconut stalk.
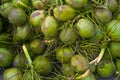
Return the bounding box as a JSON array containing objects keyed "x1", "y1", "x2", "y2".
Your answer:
[
  {"x1": 22, "y1": 44, "x2": 34, "y2": 80},
  {"x1": 76, "y1": 69, "x2": 90, "y2": 79},
  {"x1": 89, "y1": 47, "x2": 106, "y2": 65}
]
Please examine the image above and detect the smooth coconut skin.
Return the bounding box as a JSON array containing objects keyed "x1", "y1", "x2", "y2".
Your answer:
[
  {"x1": 94, "y1": 8, "x2": 112, "y2": 23},
  {"x1": 13, "y1": 24, "x2": 31, "y2": 43},
  {"x1": 76, "y1": 18, "x2": 95, "y2": 38},
  {"x1": 53, "y1": 5, "x2": 76, "y2": 21},
  {"x1": 32, "y1": 0, "x2": 50, "y2": 9},
  {"x1": 89, "y1": 28, "x2": 103, "y2": 43},
  {"x1": 71, "y1": 54, "x2": 89, "y2": 73},
  {"x1": 97, "y1": 60, "x2": 115, "y2": 78},
  {"x1": 116, "y1": 59, "x2": 120, "y2": 72},
  {"x1": 3, "y1": 68, "x2": 22, "y2": 80},
  {"x1": 109, "y1": 42, "x2": 120, "y2": 57},
  {"x1": 33, "y1": 56, "x2": 52, "y2": 75},
  {"x1": 13, "y1": 54, "x2": 28, "y2": 69},
  {"x1": 30, "y1": 10, "x2": 45, "y2": 32},
  {"x1": 59, "y1": 27, "x2": 77, "y2": 45},
  {"x1": 32, "y1": 0, "x2": 44, "y2": 9},
  {"x1": 0, "y1": 48, "x2": 12, "y2": 67},
  {"x1": 8, "y1": 8, "x2": 26, "y2": 26},
  {"x1": 107, "y1": 20, "x2": 120, "y2": 41},
  {"x1": 0, "y1": 2, "x2": 13, "y2": 18},
  {"x1": 56, "y1": 47, "x2": 74, "y2": 63},
  {"x1": 108, "y1": 0, "x2": 118, "y2": 12},
  {"x1": 65, "y1": 0, "x2": 88, "y2": 8},
  {"x1": 29, "y1": 39, "x2": 45, "y2": 54},
  {"x1": 41, "y1": 16, "x2": 58, "y2": 38}
]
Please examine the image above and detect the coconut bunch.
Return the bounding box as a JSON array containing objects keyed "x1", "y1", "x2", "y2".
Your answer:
[{"x1": 0, "y1": 0, "x2": 120, "y2": 80}]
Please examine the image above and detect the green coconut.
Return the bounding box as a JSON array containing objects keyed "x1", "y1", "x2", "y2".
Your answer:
[
  {"x1": 53, "y1": 5, "x2": 76, "y2": 21},
  {"x1": 0, "y1": 48, "x2": 12, "y2": 67},
  {"x1": 41, "y1": 16, "x2": 58, "y2": 38},
  {"x1": 13, "y1": 24, "x2": 31, "y2": 43},
  {"x1": 0, "y1": 2, "x2": 13, "y2": 18},
  {"x1": 76, "y1": 18, "x2": 95, "y2": 38},
  {"x1": 29, "y1": 39, "x2": 45, "y2": 54},
  {"x1": 107, "y1": 20, "x2": 120, "y2": 41},
  {"x1": 8, "y1": 8, "x2": 26, "y2": 26},
  {"x1": 59, "y1": 27, "x2": 77, "y2": 45},
  {"x1": 33, "y1": 56, "x2": 52, "y2": 75},
  {"x1": 13, "y1": 54, "x2": 29, "y2": 69},
  {"x1": 94, "y1": 8, "x2": 112, "y2": 23},
  {"x1": 65, "y1": 0, "x2": 88, "y2": 8},
  {"x1": 97, "y1": 60, "x2": 115, "y2": 78},
  {"x1": 56, "y1": 47, "x2": 74, "y2": 63},
  {"x1": 3, "y1": 68, "x2": 22, "y2": 80},
  {"x1": 30, "y1": 10, "x2": 46, "y2": 33},
  {"x1": 109, "y1": 42, "x2": 120, "y2": 57},
  {"x1": 71, "y1": 54, "x2": 89, "y2": 73}
]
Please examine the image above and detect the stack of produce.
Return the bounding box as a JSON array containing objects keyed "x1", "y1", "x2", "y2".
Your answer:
[{"x1": 0, "y1": 0, "x2": 120, "y2": 80}]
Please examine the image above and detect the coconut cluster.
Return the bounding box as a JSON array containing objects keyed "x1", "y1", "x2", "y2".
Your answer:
[{"x1": 0, "y1": 0, "x2": 120, "y2": 80}]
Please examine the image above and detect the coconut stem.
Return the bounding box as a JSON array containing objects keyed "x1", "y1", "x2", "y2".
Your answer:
[
  {"x1": 22, "y1": 44, "x2": 32, "y2": 67},
  {"x1": 76, "y1": 69, "x2": 90, "y2": 79},
  {"x1": 89, "y1": 47, "x2": 105, "y2": 65}
]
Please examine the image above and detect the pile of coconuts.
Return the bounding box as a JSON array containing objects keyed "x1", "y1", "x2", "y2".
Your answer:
[{"x1": 0, "y1": 0, "x2": 120, "y2": 80}]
